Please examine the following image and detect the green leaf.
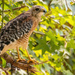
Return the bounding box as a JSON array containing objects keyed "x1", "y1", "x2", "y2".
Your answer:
[
  {"x1": 43, "y1": 63, "x2": 50, "y2": 73},
  {"x1": 4, "y1": 3, "x2": 12, "y2": 10},
  {"x1": 67, "y1": 39, "x2": 75, "y2": 49},
  {"x1": 65, "y1": 70, "x2": 73, "y2": 75},
  {"x1": 46, "y1": 30, "x2": 58, "y2": 45},
  {"x1": 1, "y1": 57, "x2": 6, "y2": 68},
  {"x1": 4, "y1": 15, "x2": 9, "y2": 21},
  {"x1": 34, "y1": 36, "x2": 49, "y2": 54}
]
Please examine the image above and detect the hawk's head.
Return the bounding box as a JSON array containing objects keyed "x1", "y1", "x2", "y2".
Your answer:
[{"x1": 30, "y1": 5, "x2": 47, "y2": 18}]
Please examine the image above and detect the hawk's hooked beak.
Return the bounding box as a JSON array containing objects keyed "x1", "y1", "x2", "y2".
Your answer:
[{"x1": 42, "y1": 8, "x2": 47, "y2": 13}]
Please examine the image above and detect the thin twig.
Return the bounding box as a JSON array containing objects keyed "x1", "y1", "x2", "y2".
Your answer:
[
  {"x1": 0, "y1": 5, "x2": 27, "y2": 15},
  {"x1": 50, "y1": 15, "x2": 72, "y2": 18},
  {"x1": 35, "y1": 60, "x2": 50, "y2": 65},
  {"x1": 48, "y1": 0, "x2": 52, "y2": 10},
  {"x1": 0, "y1": 66, "x2": 9, "y2": 75},
  {"x1": 65, "y1": 0, "x2": 69, "y2": 10},
  {"x1": 1, "y1": 0, "x2": 4, "y2": 28},
  {"x1": 33, "y1": 31, "x2": 45, "y2": 35},
  {"x1": 3, "y1": 5, "x2": 27, "y2": 12},
  {"x1": 27, "y1": 68, "x2": 29, "y2": 75},
  {"x1": 33, "y1": 31, "x2": 67, "y2": 37}
]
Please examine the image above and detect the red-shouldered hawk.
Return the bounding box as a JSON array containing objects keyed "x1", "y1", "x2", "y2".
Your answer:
[{"x1": 0, "y1": 5, "x2": 46, "y2": 63}]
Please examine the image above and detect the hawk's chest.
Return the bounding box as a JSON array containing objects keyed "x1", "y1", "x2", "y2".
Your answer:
[
  {"x1": 18, "y1": 18, "x2": 38, "y2": 43},
  {"x1": 16, "y1": 18, "x2": 38, "y2": 47},
  {"x1": 17, "y1": 17, "x2": 39, "y2": 45}
]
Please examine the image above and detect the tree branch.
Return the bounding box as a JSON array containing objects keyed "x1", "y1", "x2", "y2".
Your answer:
[
  {"x1": 0, "y1": 53, "x2": 36, "y2": 73},
  {"x1": 0, "y1": 5, "x2": 27, "y2": 15},
  {"x1": 3, "y1": 5, "x2": 27, "y2": 12},
  {"x1": 33, "y1": 31, "x2": 67, "y2": 37},
  {"x1": 0, "y1": 66, "x2": 9, "y2": 75}
]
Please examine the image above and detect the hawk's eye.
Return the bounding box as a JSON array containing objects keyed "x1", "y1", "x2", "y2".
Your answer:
[{"x1": 35, "y1": 8, "x2": 39, "y2": 11}]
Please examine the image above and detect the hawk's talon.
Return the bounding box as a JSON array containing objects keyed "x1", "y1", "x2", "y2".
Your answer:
[
  {"x1": 27, "y1": 58, "x2": 38, "y2": 64},
  {"x1": 17, "y1": 59, "x2": 25, "y2": 62}
]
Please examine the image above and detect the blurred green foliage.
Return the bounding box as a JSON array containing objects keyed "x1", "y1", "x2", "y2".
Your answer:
[{"x1": 0, "y1": 0, "x2": 75, "y2": 75}]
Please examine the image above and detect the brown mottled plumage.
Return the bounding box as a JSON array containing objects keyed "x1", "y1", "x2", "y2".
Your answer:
[{"x1": 0, "y1": 5, "x2": 46, "y2": 61}]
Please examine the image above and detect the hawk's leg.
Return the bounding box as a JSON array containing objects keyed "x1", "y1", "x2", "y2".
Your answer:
[
  {"x1": 25, "y1": 49, "x2": 38, "y2": 64},
  {"x1": 16, "y1": 46, "x2": 25, "y2": 61},
  {"x1": 16, "y1": 47, "x2": 21, "y2": 61}
]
